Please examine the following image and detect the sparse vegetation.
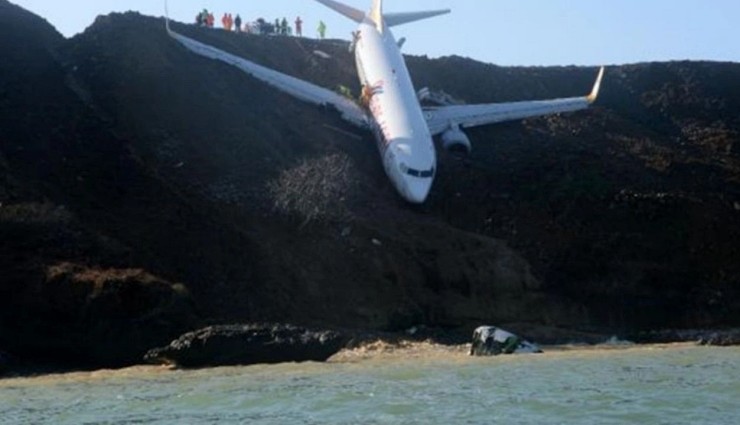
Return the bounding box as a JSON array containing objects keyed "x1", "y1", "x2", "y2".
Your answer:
[{"x1": 268, "y1": 153, "x2": 358, "y2": 224}]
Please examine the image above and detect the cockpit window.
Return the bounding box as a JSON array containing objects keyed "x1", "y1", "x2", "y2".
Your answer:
[{"x1": 399, "y1": 163, "x2": 434, "y2": 179}]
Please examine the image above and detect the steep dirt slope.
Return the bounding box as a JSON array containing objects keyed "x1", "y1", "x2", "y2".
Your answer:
[
  {"x1": 56, "y1": 12, "x2": 572, "y2": 333},
  {"x1": 415, "y1": 58, "x2": 740, "y2": 329},
  {"x1": 68, "y1": 14, "x2": 738, "y2": 331},
  {"x1": 1, "y1": 3, "x2": 211, "y2": 366}
]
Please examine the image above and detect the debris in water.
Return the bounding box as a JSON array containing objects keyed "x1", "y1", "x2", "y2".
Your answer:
[{"x1": 470, "y1": 326, "x2": 542, "y2": 356}]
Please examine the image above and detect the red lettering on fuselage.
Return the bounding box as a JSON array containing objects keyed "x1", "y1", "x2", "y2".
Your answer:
[{"x1": 364, "y1": 78, "x2": 393, "y2": 151}]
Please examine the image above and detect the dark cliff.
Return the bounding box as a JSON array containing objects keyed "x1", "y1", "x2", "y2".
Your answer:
[{"x1": 1, "y1": 3, "x2": 738, "y2": 367}]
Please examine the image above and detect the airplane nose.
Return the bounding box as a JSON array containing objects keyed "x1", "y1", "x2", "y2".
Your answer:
[{"x1": 403, "y1": 177, "x2": 432, "y2": 204}]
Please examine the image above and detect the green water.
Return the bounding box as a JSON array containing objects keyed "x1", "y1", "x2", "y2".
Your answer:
[{"x1": 1, "y1": 345, "x2": 738, "y2": 424}]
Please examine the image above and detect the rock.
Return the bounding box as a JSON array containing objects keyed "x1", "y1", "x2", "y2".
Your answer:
[
  {"x1": 144, "y1": 324, "x2": 348, "y2": 368},
  {"x1": 698, "y1": 330, "x2": 740, "y2": 346},
  {"x1": 602, "y1": 336, "x2": 635, "y2": 346},
  {"x1": 312, "y1": 50, "x2": 331, "y2": 59},
  {"x1": 1, "y1": 262, "x2": 199, "y2": 368},
  {"x1": 470, "y1": 326, "x2": 542, "y2": 356},
  {"x1": 633, "y1": 328, "x2": 740, "y2": 346}
]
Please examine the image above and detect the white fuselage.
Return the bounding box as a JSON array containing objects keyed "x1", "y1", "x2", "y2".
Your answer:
[{"x1": 354, "y1": 20, "x2": 436, "y2": 203}]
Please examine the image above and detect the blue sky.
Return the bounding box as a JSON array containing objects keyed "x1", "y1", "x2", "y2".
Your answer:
[{"x1": 11, "y1": 0, "x2": 740, "y2": 66}]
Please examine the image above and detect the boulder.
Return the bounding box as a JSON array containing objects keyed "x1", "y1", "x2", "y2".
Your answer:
[
  {"x1": 470, "y1": 326, "x2": 542, "y2": 356},
  {"x1": 144, "y1": 324, "x2": 348, "y2": 368}
]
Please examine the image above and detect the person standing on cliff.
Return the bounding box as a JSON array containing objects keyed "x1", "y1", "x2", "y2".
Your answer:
[
  {"x1": 295, "y1": 16, "x2": 303, "y2": 37},
  {"x1": 198, "y1": 9, "x2": 209, "y2": 26},
  {"x1": 234, "y1": 14, "x2": 242, "y2": 33},
  {"x1": 281, "y1": 17, "x2": 289, "y2": 35},
  {"x1": 317, "y1": 20, "x2": 326, "y2": 39}
]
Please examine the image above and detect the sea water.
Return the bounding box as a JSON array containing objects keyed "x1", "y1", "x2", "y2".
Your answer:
[{"x1": 0, "y1": 344, "x2": 738, "y2": 424}]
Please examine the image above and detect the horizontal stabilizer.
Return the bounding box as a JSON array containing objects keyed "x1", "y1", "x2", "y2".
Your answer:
[
  {"x1": 385, "y1": 9, "x2": 451, "y2": 27},
  {"x1": 314, "y1": 0, "x2": 366, "y2": 23}
]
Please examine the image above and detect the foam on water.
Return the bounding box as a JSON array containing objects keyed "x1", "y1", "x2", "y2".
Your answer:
[{"x1": 1, "y1": 344, "x2": 738, "y2": 424}]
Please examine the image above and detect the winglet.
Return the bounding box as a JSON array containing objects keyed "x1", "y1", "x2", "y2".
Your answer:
[
  {"x1": 587, "y1": 66, "x2": 605, "y2": 104},
  {"x1": 164, "y1": 0, "x2": 172, "y2": 33}
]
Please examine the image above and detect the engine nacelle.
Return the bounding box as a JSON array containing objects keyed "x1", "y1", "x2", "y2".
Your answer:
[{"x1": 441, "y1": 126, "x2": 472, "y2": 156}]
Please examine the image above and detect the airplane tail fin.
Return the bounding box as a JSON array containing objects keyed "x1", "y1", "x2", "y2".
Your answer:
[{"x1": 370, "y1": 0, "x2": 384, "y2": 31}]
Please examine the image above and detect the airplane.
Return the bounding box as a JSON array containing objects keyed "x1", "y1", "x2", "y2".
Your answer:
[{"x1": 164, "y1": 0, "x2": 604, "y2": 204}]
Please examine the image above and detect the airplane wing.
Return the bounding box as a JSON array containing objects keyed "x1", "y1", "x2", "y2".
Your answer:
[
  {"x1": 424, "y1": 67, "x2": 604, "y2": 136},
  {"x1": 165, "y1": 25, "x2": 370, "y2": 128}
]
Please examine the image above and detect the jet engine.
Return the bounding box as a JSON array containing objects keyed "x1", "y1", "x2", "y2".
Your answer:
[{"x1": 441, "y1": 126, "x2": 472, "y2": 156}]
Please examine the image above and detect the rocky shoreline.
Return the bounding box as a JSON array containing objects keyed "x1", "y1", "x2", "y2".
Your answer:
[
  {"x1": 143, "y1": 324, "x2": 349, "y2": 368},
  {"x1": 1, "y1": 2, "x2": 738, "y2": 377},
  {"x1": 632, "y1": 328, "x2": 740, "y2": 346},
  {"x1": 2, "y1": 324, "x2": 739, "y2": 377}
]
